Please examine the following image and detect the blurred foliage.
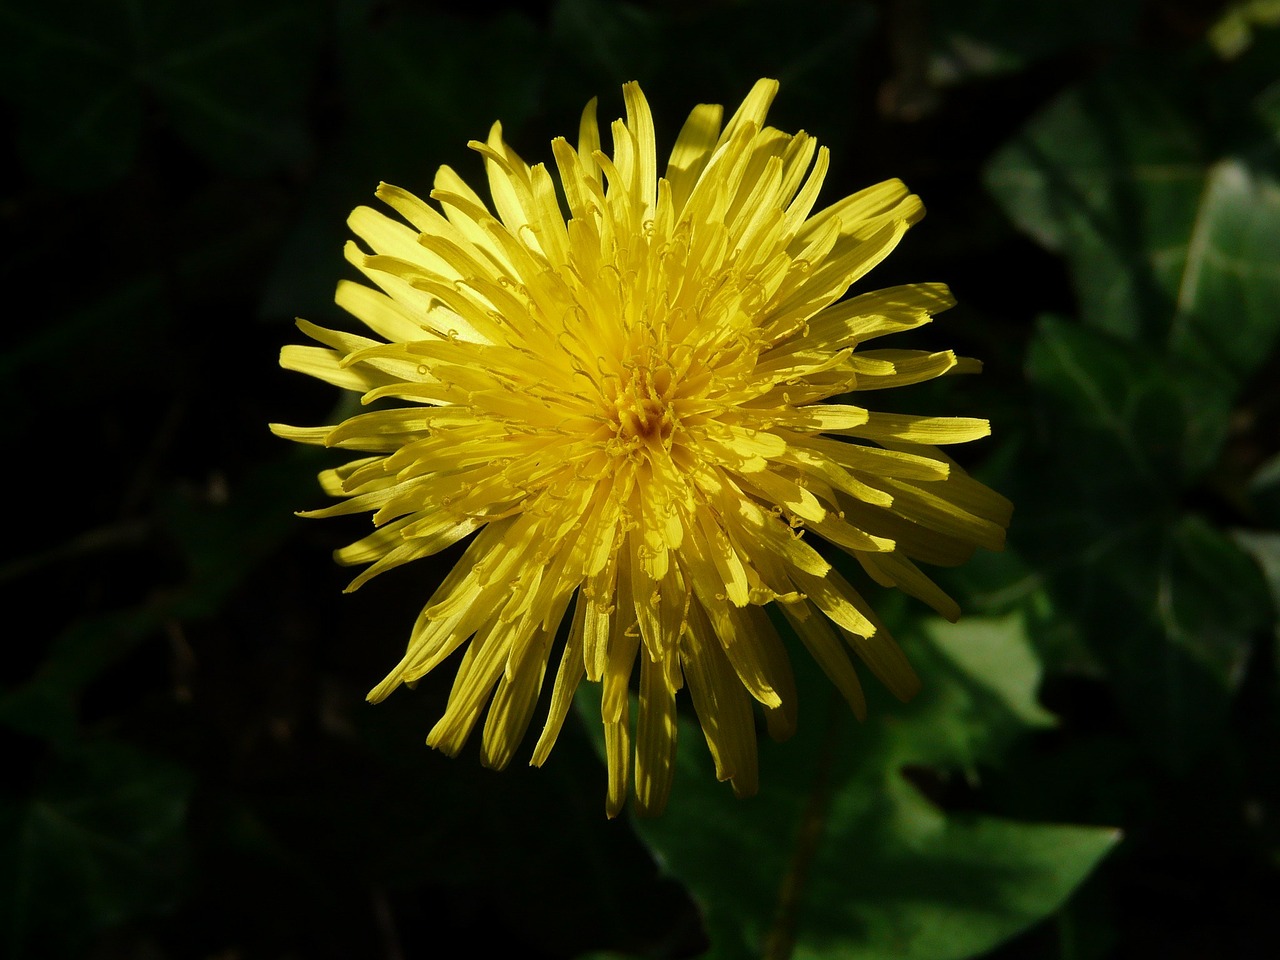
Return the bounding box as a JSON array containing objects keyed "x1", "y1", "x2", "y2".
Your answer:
[
  {"x1": 2, "y1": 1, "x2": 1278, "y2": 959},
  {"x1": 0, "y1": 0, "x2": 321, "y2": 188}
]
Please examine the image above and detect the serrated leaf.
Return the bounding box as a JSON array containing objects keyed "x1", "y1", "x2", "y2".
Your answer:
[{"x1": 1089, "y1": 516, "x2": 1267, "y2": 768}]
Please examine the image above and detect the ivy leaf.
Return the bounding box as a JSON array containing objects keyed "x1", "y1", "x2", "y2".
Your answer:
[
  {"x1": 1017, "y1": 318, "x2": 1269, "y2": 769},
  {"x1": 602, "y1": 614, "x2": 1117, "y2": 960},
  {"x1": 1169, "y1": 156, "x2": 1280, "y2": 385},
  {"x1": 1024, "y1": 317, "x2": 1231, "y2": 493},
  {"x1": 986, "y1": 65, "x2": 1280, "y2": 397},
  {"x1": 984, "y1": 69, "x2": 1204, "y2": 344}
]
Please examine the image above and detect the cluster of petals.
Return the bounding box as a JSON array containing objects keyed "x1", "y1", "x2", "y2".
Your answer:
[{"x1": 273, "y1": 79, "x2": 1012, "y2": 816}]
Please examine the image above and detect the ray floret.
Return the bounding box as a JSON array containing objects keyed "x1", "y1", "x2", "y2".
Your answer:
[{"x1": 273, "y1": 79, "x2": 1011, "y2": 817}]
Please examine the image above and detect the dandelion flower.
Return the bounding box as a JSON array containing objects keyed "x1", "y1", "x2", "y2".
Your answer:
[{"x1": 272, "y1": 79, "x2": 1012, "y2": 817}]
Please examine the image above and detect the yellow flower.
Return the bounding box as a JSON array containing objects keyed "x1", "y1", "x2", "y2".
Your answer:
[{"x1": 272, "y1": 79, "x2": 1012, "y2": 817}]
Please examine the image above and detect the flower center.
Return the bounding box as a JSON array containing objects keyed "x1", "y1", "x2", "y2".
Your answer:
[{"x1": 607, "y1": 364, "x2": 676, "y2": 446}]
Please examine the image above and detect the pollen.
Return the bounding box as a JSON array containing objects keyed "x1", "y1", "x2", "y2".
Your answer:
[{"x1": 607, "y1": 363, "x2": 678, "y2": 447}]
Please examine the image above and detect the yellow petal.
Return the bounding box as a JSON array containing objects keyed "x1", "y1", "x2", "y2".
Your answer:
[{"x1": 275, "y1": 78, "x2": 1011, "y2": 818}]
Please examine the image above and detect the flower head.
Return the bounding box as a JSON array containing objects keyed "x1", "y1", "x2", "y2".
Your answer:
[{"x1": 272, "y1": 79, "x2": 1012, "y2": 816}]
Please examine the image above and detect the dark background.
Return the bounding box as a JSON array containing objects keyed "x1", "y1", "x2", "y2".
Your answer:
[{"x1": 2, "y1": 1, "x2": 1278, "y2": 958}]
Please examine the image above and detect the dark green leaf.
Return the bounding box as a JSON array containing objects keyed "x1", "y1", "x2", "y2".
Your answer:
[
  {"x1": 987, "y1": 60, "x2": 1280, "y2": 396},
  {"x1": 1025, "y1": 317, "x2": 1231, "y2": 492},
  {"x1": 0, "y1": 609, "x2": 160, "y2": 744},
  {"x1": 0, "y1": 0, "x2": 321, "y2": 187},
  {"x1": 928, "y1": 0, "x2": 1141, "y2": 85},
  {"x1": 1168, "y1": 156, "x2": 1280, "y2": 384},
  {"x1": 336, "y1": 4, "x2": 545, "y2": 189},
  {"x1": 1231, "y1": 528, "x2": 1280, "y2": 681},
  {"x1": 146, "y1": 1, "x2": 322, "y2": 175},
  {"x1": 0, "y1": 452, "x2": 322, "y2": 743},
  {"x1": 611, "y1": 615, "x2": 1116, "y2": 960},
  {"x1": 798, "y1": 781, "x2": 1117, "y2": 960},
  {"x1": 1093, "y1": 516, "x2": 1271, "y2": 767},
  {"x1": 0, "y1": 741, "x2": 191, "y2": 959},
  {"x1": 1248, "y1": 453, "x2": 1280, "y2": 527},
  {"x1": 1016, "y1": 319, "x2": 1270, "y2": 769},
  {"x1": 547, "y1": 0, "x2": 877, "y2": 154},
  {"x1": 985, "y1": 72, "x2": 1204, "y2": 342},
  {"x1": 0, "y1": 1, "x2": 143, "y2": 188},
  {"x1": 163, "y1": 450, "x2": 327, "y2": 619}
]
